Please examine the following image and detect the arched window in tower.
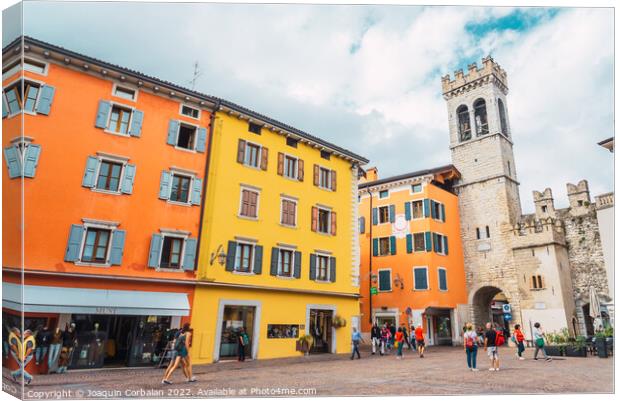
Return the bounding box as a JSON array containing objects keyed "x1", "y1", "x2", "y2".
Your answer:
[
  {"x1": 456, "y1": 105, "x2": 471, "y2": 141},
  {"x1": 473, "y1": 98, "x2": 489, "y2": 136},
  {"x1": 498, "y1": 98, "x2": 508, "y2": 135}
]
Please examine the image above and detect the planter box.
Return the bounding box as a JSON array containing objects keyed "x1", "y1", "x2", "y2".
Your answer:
[
  {"x1": 564, "y1": 345, "x2": 587, "y2": 357},
  {"x1": 595, "y1": 338, "x2": 608, "y2": 358},
  {"x1": 544, "y1": 345, "x2": 564, "y2": 357}
]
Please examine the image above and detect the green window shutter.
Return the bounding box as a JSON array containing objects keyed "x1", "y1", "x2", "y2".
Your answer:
[
  {"x1": 109, "y1": 230, "x2": 126, "y2": 266},
  {"x1": 379, "y1": 270, "x2": 391, "y2": 291},
  {"x1": 23, "y1": 144, "x2": 41, "y2": 178},
  {"x1": 95, "y1": 100, "x2": 111, "y2": 128},
  {"x1": 167, "y1": 120, "x2": 179, "y2": 145},
  {"x1": 293, "y1": 251, "x2": 302, "y2": 279},
  {"x1": 414, "y1": 268, "x2": 428, "y2": 290},
  {"x1": 147, "y1": 234, "x2": 163, "y2": 268},
  {"x1": 439, "y1": 269, "x2": 447, "y2": 291},
  {"x1": 359, "y1": 217, "x2": 365, "y2": 234},
  {"x1": 191, "y1": 177, "x2": 203, "y2": 205},
  {"x1": 372, "y1": 238, "x2": 379, "y2": 256},
  {"x1": 129, "y1": 109, "x2": 144, "y2": 137},
  {"x1": 196, "y1": 127, "x2": 207, "y2": 152},
  {"x1": 425, "y1": 232, "x2": 432, "y2": 252},
  {"x1": 82, "y1": 156, "x2": 99, "y2": 188},
  {"x1": 431, "y1": 201, "x2": 437, "y2": 219},
  {"x1": 404, "y1": 202, "x2": 411, "y2": 220},
  {"x1": 389, "y1": 205, "x2": 395, "y2": 223},
  {"x1": 158, "y1": 171, "x2": 171, "y2": 199},
  {"x1": 225, "y1": 241, "x2": 237, "y2": 271},
  {"x1": 182, "y1": 238, "x2": 198, "y2": 271},
  {"x1": 309, "y1": 254, "x2": 317, "y2": 280},
  {"x1": 441, "y1": 204, "x2": 446, "y2": 222},
  {"x1": 372, "y1": 207, "x2": 378, "y2": 225},
  {"x1": 35, "y1": 85, "x2": 55, "y2": 115},
  {"x1": 423, "y1": 199, "x2": 430, "y2": 218},
  {"x1": 329, "y1": 257, "x2": 336, "y2": 283},
  {"x1": 270, "y1": 247, "x2": 279, "y2": 276},
  {"x1": 443, "y1": 236, "x2": 449, "y2": 255},
  {"x1": 64, "y1": 224, "x2": 84, "y2": 262},
  {"x1": 406, "y1": 234, "x2": 413, "y2": 254},
  {"x1": 121, "y1": 164, "x2": 136, "y2": 194},
  {"x1": 433, "y1": 233, "x2": 439, "y2": 252},
  {"x1": 389, "y1": 236, "x2": 396, "y2": 255},
  {"x1": 2, "y1": 98, "x2": 7, "y2": 118},
  {"x1": 253, "y1": 245, "x2": 263, "y2": 274}
]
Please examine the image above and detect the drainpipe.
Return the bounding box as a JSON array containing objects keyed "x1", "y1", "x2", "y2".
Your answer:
[
  {"x1": 367, "y1": 187, "x2": 373, "y2": 324},
  {"x1": 195, "y1": 100, "x2": 221, "y2": 279}
]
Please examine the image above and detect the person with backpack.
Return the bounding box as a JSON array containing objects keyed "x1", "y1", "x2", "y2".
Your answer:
[
  {"x1": 380, "y1": 323, "x2": 391, "y2": 355},
  {"x1": 513, "y1": 324, "x2": 526, "y2": 360},
  {"x1": 415, "y1": 325, "x2": 425, "y2": 358},
  {"x1": 483, "y1": 322, "x2": 500, "y2": 371},
  {"x1": 409, "y1": 325, "x2": 417, "y2": 352},
  {"x1": 350, "y1": 327, "x2": 363, "y2": 360},
  {"x1": 162, "y1": 323, "x2": 196, "y2": 384},
  {"x1": 238, "y1": 327, "x2": 250, "y2": 362},
  {"x1": 533, "y1": 322, "x2": 552, "y2": 361},
  {"x1": 370, "y1": 323, "x2": 381, "y2": 355},
  {"x1": 463, "y1": 322, "x2": 479, "y2": 371}
]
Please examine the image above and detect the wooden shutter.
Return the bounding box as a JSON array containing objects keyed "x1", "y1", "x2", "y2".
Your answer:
[
  {"x1": 404, "y1": 202, "x2": 412, "y2": 221},
  {"x1": 277, "y1": 152, "x2": 284, "y2": 175},
  {"x1": 191, "y1": 178, "x2": 203, "y2": 206},
  {"x1": 298, "y1": 159, "x2": 304, "y2": 181},
  {"x1": 372, "y1": 207, "x2": 378, "y2": 225},
  {"x1": 35, "y1": 85, "x2": 55, "y2": 115},
  {"x1": 249, "y1": 191, "x2": 258, "y2": 217},
  {"x1": 108, "y1": 230, "x2": 126, "y2": 266},
  {"x1": 331, "y1": 170, "x2": 337, "y2": 191},
  {"x1": 167, "y1": 120, "x2": 179, "y2": 145},
  {"x1": 425, "y1": 232, "x2": 432, "y2": 252},
  {"x1": 443, "y1": 236, "x2": 449, "y2": 255},
  {"x1": 23, "y1": 144, "x2": 41, "y2": 178},
  {"x1": 237, "y1": 139, "x2": 246, "y2": 164},
  {"x1": 240, "y1": 190, "x2": 248, "y2": 216},
  {"x1": 95, "y1": 100, "x2": 111, "y2": 128},
  {"x1": 372, "y1": 238, "x2": 379, "y2": 256},
  {"x1": 359, "y1": 217, "x2": 365, "y2": 234},
  {"x1": 406, "y1": 234, "x2": 413, "y2": 253},
  {"x1": 147, "y1": 234, "x2": 163, "y2": 268},
  {"x1": 440, "y1": 203, "x2": 446, "y2": 222},
  {"x1": 182, "y1": 238, "x2": 197, "y2": 271},
  {"x1": 309, "y1": 254, "x2": 317, "y2": 280},
  {"x1": 82, "y1": 156, "x2": 99, "y2": 188},
  {"x1": 423, "y1": 199, "x2": 430, "y2": 217},
  {"x1": 121, "y1": 164, "x2": 136, "y2": 194},
  {"x1": 330, "y1": 211, "x2": 337, "y2": 235},
  {"x1": 226, "y1": 241, "x2": 237, "y2": 271},
  {"x1": 313, "y1": 164, "x2": 319, "y2": 186},
  {"x1": 158, "y1": 171, "x2": 172, "y2": 200},
  {"x1": 260, "y1": 147, "x2": 268, "y2": 170},
  {"x1": 64, "y1": 224, "x2": 85, "y2": 262},
  {"x1": 389, "y1": 236, "x2": 396, "y2": 255},
  {"x1": 389, "y1": 205, "x2": 396, "y2": 223},
  {"x1": 293, "y1": 251, "x2": 302, "y2": 278},
  {"x1": 129, "y1": 109, "x2": 144, "y2": 137},
  {"x1": 311, "y1": 206, "x2": 318, "y2": 232},
  {"x1": 329, "y1": 257, "x2": 336, "y2": 283},
  {"x1": 270, "y1": 247, "x2": 279, "y2": 276},
  {"x1": 195, "y1": 127, "x2": 207, "y2": 153},
  {"x1": 253, "y1": 245, "x2": 263, "y2": 274},
  {"x1": 3, "y1": 146, "x2": 22, "y2": 179}
]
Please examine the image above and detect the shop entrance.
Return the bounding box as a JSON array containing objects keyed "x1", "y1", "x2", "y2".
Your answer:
[
  {"x1": 375, "y1": 315, "x2": 396, "y2": 328},
  {"x1": 426, "y1": 309, "x2": 453, "y2": 346},
  {"x1": 70, "y1": 314, "x2": 173, "y2": 369},
  {"x1": 219, "y1": 306, "x2": 256, "y2": 360},
  {"x1": 309, "y1": 309, "x2": 333, "y2": 354}
]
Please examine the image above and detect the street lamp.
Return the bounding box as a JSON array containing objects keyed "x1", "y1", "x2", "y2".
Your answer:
[
  {"x1": 209, "y1": 244, "x2": 227, "y2": 266},
  {"x1": 393, "y1": 273, "x2": 405, "y2": 290}
]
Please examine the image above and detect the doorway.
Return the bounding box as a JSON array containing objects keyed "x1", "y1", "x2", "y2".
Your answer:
[
  {"x1": 309, "y1": 309, "x2": 333, "y2": 354},
  {"x1": 219, "y1": 306, "x2": 256, "y2": 359}
]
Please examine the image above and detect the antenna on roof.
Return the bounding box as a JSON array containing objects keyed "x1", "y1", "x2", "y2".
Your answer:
[{"x1": 189, "y1": 61, "x2": 202, "y2": 90}]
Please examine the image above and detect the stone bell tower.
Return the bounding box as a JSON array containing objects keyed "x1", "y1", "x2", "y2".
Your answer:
[{"x1": 442, "y1": 57, "x2": 523, "y2": 328}]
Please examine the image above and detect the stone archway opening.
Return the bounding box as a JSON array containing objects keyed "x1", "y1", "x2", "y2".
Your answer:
[{"x1": 472, "y1": 286, "x2": 511, "y2": 335}]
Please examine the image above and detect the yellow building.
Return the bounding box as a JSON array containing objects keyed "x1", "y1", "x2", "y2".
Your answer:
[{"x1": 191, "y1": 101, "x2": 368, "y2": 363}]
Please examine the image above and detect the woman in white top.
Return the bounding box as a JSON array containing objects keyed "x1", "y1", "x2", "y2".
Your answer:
[
  {"x1": 533, "y1": 322, "x2": 552, "y2": 361},
  {"x1": 463, "y1": 322, "x2": 479, "y2": 371}
]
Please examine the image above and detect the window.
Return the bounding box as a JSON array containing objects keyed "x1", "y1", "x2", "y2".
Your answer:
[
  {"x1": 240, "y1": 188, "x2": 259, "y2": 218},
  {"x1": 108, "y1": 105, "x2": 132, "y2": 135},
  {"x1": 245, "y1": 142, "x2": 261, "y2": 168},
  {"x1": 378, "y1": 206, "x2": 390, "y2": 224},
  {"x1": 476, "y1": 228, "x2": 481, "y2": 240},
  {"x1": 411, "y1": 200, "x2": 423, "y2": 219},
  {"x1": 23, "y1": 59, "x2": 47, "y2": 75},
  {"x1": 248, "y1": 122, "x2": 262, "y2": 135},
  {"x1": 378, "y1": 270, "x2": 392, "y2": 292},
  {"x1": 413, "y1": 267, "x2": 429, "y2": 290},
  {"x1": 319, "y1": 167, "x2": 331, "y2": 189},
  {"x1": 284, "y1": 155, "x2": 297, "y2": 179},
  {"x1": 2, "y1": 60, "x2": 20, "y2": 79},
  {"x1": 318, "y1": 208, "x2": 331, "y2": 234},
  {"x1": 320, "y1": 150, "x2": 331, "y2": 160},
  {"x1": 413, "y1": 233, "x2": 426, "y2": 252},
  {"x1": 286, "y1": 137, "x2": 298, "y2": 148},
  {"x1": 176, "y1": 124, "x2": 197, "y2": 150},
  {"x1": 113, "y1": 85, "x2": 137, "y2": 101},
  {"x1": 3, "y1": 80, "x2": 41, "y2": 114},
  {"x1": 281, "y1": 198, "x2": 296, "y2": 226},
  {"x1": 96, "y1": 160, "x2": 123, "y2": 192},
  {"x1": 473, "y1": 98, "x2": 489, "y2": 136},
  {"x1": 378, "y1": 237, "x2": 390, "y2": 256},
  {"x1": 312, "y1": 206, "x2": 336, "y2": 235},
  {"x1": 531, "y1": 275, "x2": 545, "y2": 290},
  {"x1": 278, "y1": 249, "x2": 294, "y2": 277},
  {"x1": 181, "y1": 104, "x2": 200, "y2": 119},
  {"x1": 160, "y1": 236, "x2": 184, "y2": 269},
  {"x1": 434, "y1": 233, "x2": 448, "y2": 255},
  {"x1": 237, "y1": 140, "x2": 267, "y2": 170},
  {"x1": 3, "y1": 140, "x2": 41, "y2": 179},
  {"x1": 169, "y1": 174, "x2": 192, "y2": 203},
  {"x1": 411, "y1": 184, "x2": 422, "y2": 193},
  {"x1": 235, "y1": 243, "x2": 254, "y2": 272},
  {"x1": 438, "y1": 268, "x2": 448, "y2": 291},
  {"x1": 316, "y1": 255, "x2": 330, "y2": 281},
  {"x1": 81, "y1": 228, "x2": 111, "y2": 263},
  {"x1": 498, "y1": 98, "x2": 508, "y2": 135},
  {"x1": 541, "y1": 205, "x2": 548, "y2": 213},
  {"x1": 379, "y1": 190, "x2": 389, "y2": 199},
  {"x1": 431, "y1": 200, "x2": 443, "y2": 221},
  {"x1": 457, "y1": 105, "x2": 471, "y2": 141},
  {"x1": 577, "y1": 200, "x2": 584, "y2": 207},
  {"x1": 485, "y1": 226, "x2": 490, "y2": 238}
]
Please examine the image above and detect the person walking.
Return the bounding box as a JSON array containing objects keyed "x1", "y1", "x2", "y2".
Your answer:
[
  {"x1": 513, "y1": 324, "x2": 526, "y2": 360},
  {"x1": 415, "y1": 325, "x2": 425, "y2": 358},
  {"x1": 34, "y1": 325, "x2": 51, "y2": 367},
  {"x1": 533, "y1": 322, "x2": 552, "y2": 361},
  {"x1": 409, "y1": 325, "x2": 417, "y2": 352},
  {"x1": 351, "y1": 328, "x2": 363, "y2": 360},
  {"x1": 463, "y1": 323, "x2": 479, "y2": 371},
  {"x1": 380, "y1": 323, "x2": 391, "y2": 355},
  {"x1": 162, "y1": 324, "x2": 195, "y2": 384},
  {"x1": 401, "y1": 325, "x2": 412, "y2": 351},
  {"x1": 394, "y1": 328, "x2": 405, "y2": 359},
  {"x1": 238, "y1": 327, "x2": 250, "y2": 362},
  {"x1": 370, "y1": 323, "x2": 381, "y2": 355},
  {"x1": 47, "y1": 327, "x2": 63, "y2": 373},
  {"x1": 483, "y1": 322, "x2": 499, "y2": 371}
]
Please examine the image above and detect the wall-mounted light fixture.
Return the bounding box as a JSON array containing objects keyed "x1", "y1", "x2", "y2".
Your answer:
[
  {"x1": 393, "y1": 273, "x2": 405, "y2": 290},
  {"x1": 209, "y1": 244, "x2": 227, "y2": 266}
]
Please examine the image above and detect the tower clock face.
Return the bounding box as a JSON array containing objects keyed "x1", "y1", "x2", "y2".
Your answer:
[{"x1": 392, "y1": 215, "x2": 408, "y2": 238}]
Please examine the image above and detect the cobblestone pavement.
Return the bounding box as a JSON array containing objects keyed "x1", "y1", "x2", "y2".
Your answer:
[{"x1": 3, "y1": 346, "x2": 613, "y2": 399}]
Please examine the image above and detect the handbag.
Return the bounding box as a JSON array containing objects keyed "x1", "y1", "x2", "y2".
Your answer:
[
  {"x1": 535, "y1": 338, "x2": 545, "y2": 347},
  {"x1": 394, "y1": 341, "x2": 400, "y2": 348}
]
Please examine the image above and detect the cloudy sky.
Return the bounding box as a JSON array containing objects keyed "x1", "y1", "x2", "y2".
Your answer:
[{"x1": 3, "y1": 2, "x2": 614, "y2": 212}]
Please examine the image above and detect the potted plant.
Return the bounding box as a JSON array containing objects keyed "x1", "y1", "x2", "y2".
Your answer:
[
  {"x1": 543, "y1": 330, "x2": 565, "y2": 357},
  {"x1": 296, "y1": 335, "x2": 314, "y2": 356},
  {"x1": 332, "y1": 315, "x2": 347, "y2": 329},
  {"x1": 595, "y1": 331, "x2": 608, "y2": 358},
  {"x1": 565, "y1": 335, "x2": 588, "y2": 357}
]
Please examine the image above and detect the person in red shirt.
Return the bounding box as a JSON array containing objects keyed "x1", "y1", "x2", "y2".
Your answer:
[
  {"x1": 415, "y1": 325, "x2": 425, "y2": 358},
  {"x1": 394, "y1": 328, "x2": 405, "y2": 360},
  {"x1": 513, "y1": 324, "x2": 526, "y2": 360}
]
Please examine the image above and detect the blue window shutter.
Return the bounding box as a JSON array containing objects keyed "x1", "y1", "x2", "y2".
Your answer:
[
  {"x1": 270, "y1": 247, "x2": 279, "y2": 276},
  {"x1": 423, "y1": 199, "x2": 430, "y2": 218},
  {"x1": 167, "y1": 120, "x2": 179, "y2": 145},
  {"x1": 359, "y1": 216, "x2": 365, "y2": 234},
  {"x1": 329, "y1": 257, "x2": 336, "y2": 282},
  {"x1": 159, "y1": 171, "x2": 171, "y2": 199},
  {"x1": 389, "y1": 205, "x2": 395, "y2": 223},
  {"x1": 404, "y1": 202, "x2": 411, "y2": 220},
  {"x1": 196, "y1": 127, "x2": 207, "y2": 152},
  {"x1": 433, "y1": 233, "x2": 440, "y2": 252},
  {"x1": 379, "y1": 271, "x2": 391, "y2": 291},
  {"x1": 23, "y1": 144, "x2": 41, "y2": 178},
  {"x1": 35, "y1": 85, "x2": 55, "y2": 115},
  {"x1": 129, "y1": 109, "x2": 144, "y2": 137},
  {"x1": 3, "y1": 146, "x2": 22, "y2": 179},
  {"x1": 406, "y1": 234, "x2": 413, "y2": 253},
  {"x1": 372, "y1": 207, "x2": 378, "y2": 225},
  {"x1": 109, "y1": 230, "x2": 126, "y2": 266},
  {"x1": 439, "y1": 269, "x2": 447, "y2": 291},
  {"x1": 415, "y1": 268, "x2": 428, "y2": 290},
  {"x1": 82, "y1": 156, "x2": 99, "y2": 188},
  {"x1": 64, "y1": 224, "x2": 84, "y2": 262},
  {"x1": 121, "y1": 164, "x2": 136, "y2": 194},
  {"x1": 389, "y1": 236, "x2": 396, "y2": 255},
  {"x1": 147, "y1": 234, "x2": 163, "y2": 268},
  {"x1": 2, "y1": 98, "x2": 8, "y2": 118},
  {"x1": 191, "y1": 177, "x2": 203, "y2": 205},
  {"x1": 441, "y1": 204, "x2": 446, "y2": 222},
  {"x1": 293, "y1": 251, "x2": 302, "y2": 279},
  {"x1": 95, "y1": 100, "x2": 111, "y2": 128},
  {"x1": 425, "y1": 231, "x2": 432, "y2": 252},
  {"x1": 182, "y1": 238, "x2": 197, "y2": 271},
  {"x1": 225, "y1": 241, "x2": 237, "y2": 271},
  {"x1": 372, "y1": 238, "x2": 379, "y2": 256},
  {"x1": 444, "y1": 236, "x2": 449, "y2": 255},
  {"x1": 253, "y1": 245, "x2": 263, "y2": 274},
  {"x1": 309, "y1": 254, "x2": 317, "y2": 280}
]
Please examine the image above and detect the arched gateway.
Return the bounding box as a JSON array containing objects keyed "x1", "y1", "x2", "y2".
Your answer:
[{"x1": 470, "y1": 286, "x2": 519, "y2": 335}]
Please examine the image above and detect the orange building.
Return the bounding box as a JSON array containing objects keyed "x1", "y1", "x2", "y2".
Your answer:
[
  {"x1": 358, "y1": 165, "x2": 468, "y2": 345},
  {"x1": 2, "y1": 37, "x2": 216, "y2": 370}
]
